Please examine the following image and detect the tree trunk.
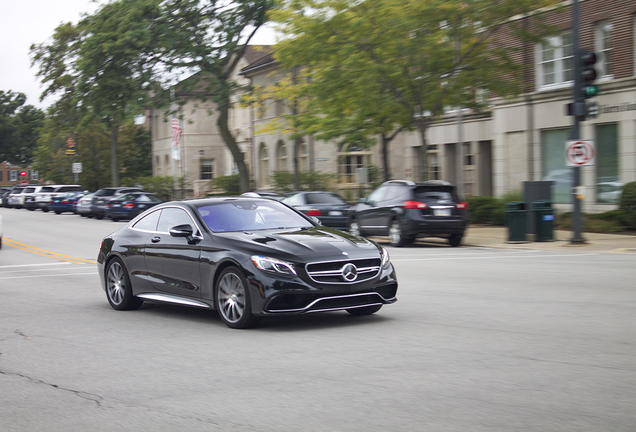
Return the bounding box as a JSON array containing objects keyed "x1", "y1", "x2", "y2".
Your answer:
[
  {"x1": 293, "y1": 137, "x2": 301, "y2": 190},
  {"x1": 110, "y1": 123, "x2": 119, "y2": 187},
  {"x1": 381, "y1": 133, "x2": 390, "y2": 181},
  {"x1": 417, "y1": 123, "x2": 429, "y2": 182},
  {"x1": 217, "y1": 98, "x2": 250, "y2": 193}
]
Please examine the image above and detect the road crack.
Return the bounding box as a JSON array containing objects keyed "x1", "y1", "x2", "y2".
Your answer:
[{"x1": 0, "y1": 369, "x2": 104, "y2": 407}]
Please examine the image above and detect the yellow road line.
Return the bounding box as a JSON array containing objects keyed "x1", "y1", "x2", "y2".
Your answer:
[{"x1": 3, "y1": 238, "x2": 96, "y2": 264}]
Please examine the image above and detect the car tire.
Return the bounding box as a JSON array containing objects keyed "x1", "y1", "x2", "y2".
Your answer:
[
  {"x1": 111, "y1": 217, "x2": 119, "y2": 222},
  {"x1": 346, "y1": 304, "x2": 382, "y2": 316},
  {"x1": 54, "y1": 210, "x2": 62, "y2": 214},
  {"x1": 348, "y1": 217, "x2": 362, "y2": 237},
  {"x1": 389, "y1": 218, "x2": 413, "y2": 247},
  {"x1": 42, "y1": 207, "x2": 49, "y2": 213},
  {"x1": 449, "y1": 234, "x2": 463, "y2": 247},
  {"x1": 105, "y1": 258, "x2": 143, "y2": 311},
  {"x1": 215, "y1": 267, "x2": 256, "y2": 329},
  {"x1": 95, "y1": 214, "x2": 104, "y2": 220}
]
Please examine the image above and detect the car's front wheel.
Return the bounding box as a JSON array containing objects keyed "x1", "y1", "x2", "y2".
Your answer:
[
  {"x1": 215, "y1": 267, "x2": 256, "y2": 329},
  {"x1": 105, "y1": 258, "x2": 143, "y2": 311},
  {"x1": 389, "y1": 219, "x2": 413, "y2": 247}
]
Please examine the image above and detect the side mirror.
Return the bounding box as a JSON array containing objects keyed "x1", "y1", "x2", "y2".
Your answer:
[
  {"x1": 359, "y1": 197, "x2": 367, "y2": 204},
  {"x1": 169, "y1": 224, "x2": 194, "y2": 238},
  {"x1": 310, "y1": 216, "x2": 322, "y2": 225}
]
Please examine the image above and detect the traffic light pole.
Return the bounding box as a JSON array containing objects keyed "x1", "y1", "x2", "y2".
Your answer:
[{"x1": 570, "y1": 0, "x2": 584, "y2": 243}]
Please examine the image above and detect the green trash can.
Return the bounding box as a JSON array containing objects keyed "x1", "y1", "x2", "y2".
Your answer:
[
  {"x1": 506, "y1": 201, "x2": 527, "y2": 242},
  {"x1": 533, "y1": 200, "x2": 554, "y2": 241}
]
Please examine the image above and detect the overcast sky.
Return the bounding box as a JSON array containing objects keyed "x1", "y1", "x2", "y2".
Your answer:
[{"x1": 1, "y1": 0, "x2": 276, "y2": 110}]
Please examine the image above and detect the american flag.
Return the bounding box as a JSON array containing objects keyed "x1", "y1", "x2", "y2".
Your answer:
[{"x1": 171, "y1": 115, "x2": 181, "y2": 160}]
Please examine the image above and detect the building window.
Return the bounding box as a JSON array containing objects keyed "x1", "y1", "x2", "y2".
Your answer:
[
  {"x1": 9, "y1": 170, "x2": 18, "y2": 182},
  {"x1": 200, "y1": 159, "x2": 214, "y2": 180},
  {"x1": 276, "y1": 141, "x2": 288, "y2": 171},
  {"x1": 0, "y1": 171, "x2": 3, "y2": 181},
  {"x1": 595, "y1": 21, "x2": 612, "y2": 78},
  {"x1": 259, "y1": 143, "x2": 269, "y2": 186},
  {"x1": 30, "y1": 170, "x2": 39, "y2": 181},
  {"x1": 299, "y1": 143, "x2": 309, "y2": 171},
  {"x1": 338, "y1": 152, "x2": 371, "y2": 184},
  {"x1": 536, "y1": 33, "x2": 573, "y2": 89},
  {"x1": 541, "y1": 128, "x2": 571, "y2": 203},
  {"x1": 596, "y1": 123, "x2": 620, "y2": 204},
  {"x1": 463, "y1": 142, "x2": 474, "y2": 166},
  {"x1": 429, "y1": 152, "x2": 441, "y2": 181}
]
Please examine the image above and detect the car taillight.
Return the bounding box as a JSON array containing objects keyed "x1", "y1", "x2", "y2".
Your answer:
[
  {"x1": 456, "y1": 202, "x2": 469, "y2": 210},
  {"x1": 123, "y1": 203, "x2": 134, "y2": 209},
  {"x1": 306, "y1": 209, "x2": 322, "y2": 216},
  {"x1": 61, "y1": 200, "x2": 69, "y2": 203},
  {"x1": 404, "y1": 200, "x2": 427, "y2": 209}
]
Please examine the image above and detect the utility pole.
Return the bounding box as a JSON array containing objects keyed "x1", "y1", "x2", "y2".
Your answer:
[{"x1": 569, "y1": 0, "x2": 584, "y2": 243}]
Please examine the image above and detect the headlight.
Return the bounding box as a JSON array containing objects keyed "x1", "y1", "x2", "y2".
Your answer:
[
  {"x1": 251, "y1": 256, "x2": 297, "y2": 276},
  {"x1": 380, "y1": 247, "x2": 391, "y2": 269}
]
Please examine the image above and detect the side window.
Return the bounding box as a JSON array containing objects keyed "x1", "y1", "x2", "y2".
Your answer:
[
  {"x1": 132, "y1": 209, "x2": 161, "y2": 232},
  {"x1": 157, "y1": 207, "x2": 196, "y2": 234},
  {"x1": 367, "y1": 186, "x2": 387, "y2": 204}
]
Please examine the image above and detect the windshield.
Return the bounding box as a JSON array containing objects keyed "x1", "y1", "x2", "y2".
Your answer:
[{"x1": 196, "y1": 200, "x2": 313, "y2": 232}]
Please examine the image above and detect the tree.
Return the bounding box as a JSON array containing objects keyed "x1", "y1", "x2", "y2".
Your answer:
[
  {"x1": 0, "y1": 91, "x2": 44, "y2": 165},
  {"x1": 152, "y1": 0, "x2": 274, "y2": 193},
  {"x1": 271, "y1": 0, "x2": 560, "y2": 181},
  {"x1": 31, "y1": 0, "x2": 162, "y2": 187}
]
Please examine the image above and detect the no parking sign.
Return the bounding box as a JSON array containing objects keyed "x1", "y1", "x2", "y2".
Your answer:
[{"x1": 565, "y1": 140, "x2": 595, "y2": 167}]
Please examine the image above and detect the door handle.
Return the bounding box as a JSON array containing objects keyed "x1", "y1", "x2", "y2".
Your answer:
[{"x1": 151, "y1": 236, "x2": 161, "y2": 243}]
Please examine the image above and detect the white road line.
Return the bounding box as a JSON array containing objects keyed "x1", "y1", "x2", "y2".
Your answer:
[
  {"x1": 0, "y1": 266, "x2": 91, "y2": 275},
  {"x1": 0, "y1": 272, "x2": 97, "y2": 280}
]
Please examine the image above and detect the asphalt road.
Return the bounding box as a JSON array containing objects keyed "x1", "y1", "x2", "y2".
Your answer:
[{"x1": 1, "y1": 207, "x2": 635, "y2": 431}]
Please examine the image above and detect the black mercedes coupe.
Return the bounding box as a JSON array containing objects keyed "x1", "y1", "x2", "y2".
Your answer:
[{"x1": 97, "y1": 197, "x2": 398, "y2": 329}]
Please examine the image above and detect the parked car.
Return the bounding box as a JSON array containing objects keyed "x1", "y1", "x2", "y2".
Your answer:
[
  {"x1": 91, "y1": 187, "x2": 144, "y2": 220},
  {"x1": 22, "y1": 185, "x2": 45, "y2": 210},
  {"x1": 281, "y1": 191, "x2": 351, "y2": 230},
  {"x1": 7, "y1": 186, "x2": 28, "y2": 209},
  {"x1": 348, "y1": 180, "x2": 469, "y2": 247},
  {"x1": 35, "y1": 185, "x2": 84, "y2": 212},
  {"x1": 240, "y1": 191, "x2": 285, "y2": 200},
  {"x1": 97, "y1": 197, "x2": 398, "y2": 329},
  {"x1": 106, "y1": 192, "x2": 163, "y2": 221},
  {"x1": 49, "y1": 191, "x2": 87, "y2": 214},
  {"x1": 0, "y1": 188, "x2": 11, "y2": 208},
  {"x1": 76, "y1": 193, "x2": 96, "y2": 217},
  {"x1": 0, "y1": 214, "x2": 3, "y2": 249}
]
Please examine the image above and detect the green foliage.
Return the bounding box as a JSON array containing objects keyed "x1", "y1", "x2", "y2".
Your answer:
[
  {"x1": 466, "y1": 191, "x2": 523, "y2": 226},
  {"x1": 119, "y1": 123, "x2": 152, "y2": 185},
  {"x1": 132, "y1": 176, "x2": 180, "y2": 201},
  {"x1": 556, "y1": 211, "x2": 628, "y2": 233},
  {"x1": 270, "y1": 170, "x2": 336, "y2": 194},
  {"x1": 211, "y1": 175, "x2": 241, "y2": 196},
  {"x1": 619, "y1": 181, "x2": 636, "y2": 229},
  {"x1": 0, "y1": 91, "x2": 44, "y2": 165},
  {"x1": 272, "y1": 0, "x2": 560, "y2": 179}
]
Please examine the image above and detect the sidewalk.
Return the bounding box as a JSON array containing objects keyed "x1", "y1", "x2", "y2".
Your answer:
[{"x1": 463, "y1": 224, "x2": 636, "y2": 253}]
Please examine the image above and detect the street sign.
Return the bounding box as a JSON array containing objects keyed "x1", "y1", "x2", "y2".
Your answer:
[
  {"x1": 72, "y1": 162, "x2": 83, "y2": 174},
  {"x1": 566, "y1": 140, "x2": 595, "y2": 167}
]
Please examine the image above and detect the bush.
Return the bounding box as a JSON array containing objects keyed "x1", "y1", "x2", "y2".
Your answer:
[
  {"x1": 556, "y1": 211, "x2": 628, "y2": 233},
  {"x1": 619, "y1": 181, "x2": 636, "y2": 230},
  {"x1": 465, "y1": 191, "x2": 522, "y2": 226},
  {"x1": 211, "y1": 174, "x2": 240, "y2": 195},
  {"x1": 132, "y1": 176, "x2": 182, "y2": 201}
]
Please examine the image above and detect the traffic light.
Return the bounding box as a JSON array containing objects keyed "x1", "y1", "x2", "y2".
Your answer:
[{"x1": 580, "y1": 49, "x2": 600, "y2": 99}]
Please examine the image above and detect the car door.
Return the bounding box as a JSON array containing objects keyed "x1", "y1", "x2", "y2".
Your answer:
[
  {"x1": 356, "y1": 185, "x2": 389, "y2": 234},
  {"x1": 144, "y1": 207, "x2": 203, "y2": 298}
]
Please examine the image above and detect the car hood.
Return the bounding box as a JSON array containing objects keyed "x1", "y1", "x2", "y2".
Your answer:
[{"x1": 214, "y1": 226, "x2": 380, "y2": 262}]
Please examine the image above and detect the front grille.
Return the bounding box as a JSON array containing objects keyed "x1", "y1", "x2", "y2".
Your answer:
[
  {"x1": 306, "y1": 258, "x2": 381, "y2": 284},
  {"x1": 266, "y1": 292, "x2": 389, "y2": 314}
]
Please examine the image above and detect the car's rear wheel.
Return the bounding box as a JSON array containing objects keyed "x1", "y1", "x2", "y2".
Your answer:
[
  {"x1": 54, "y1": 210, "x2": 62, "y2": 214},
  {"x1": 348, "y1": 217, "x2": 361, "y2": 237},
  {"x1": 346, "y1": 304, "x2": 382, "y2": 316},
  {"x1": 215, "y1": 267, "x2": 256, "y2": 329},
  {"x1": 389, "y1": 219, "x2": 413, "y2": 247},
  {"x1": 95, "y1": 214, "x2": 104, "y2": 220},
  {"x1": 449, "y1": 234, "x2": 463, "y2": 247},
  {"x1": 105, "y1": 258, "x2": 143, "y2": 311}
]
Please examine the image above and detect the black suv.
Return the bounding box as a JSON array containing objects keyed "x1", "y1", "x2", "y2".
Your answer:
[
  {"x1": 348, "y1": 180, "x2": 469, "y2": 247},
  {"x1": 91, "y1": 187, "x2": 144, "y2": 219}
]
